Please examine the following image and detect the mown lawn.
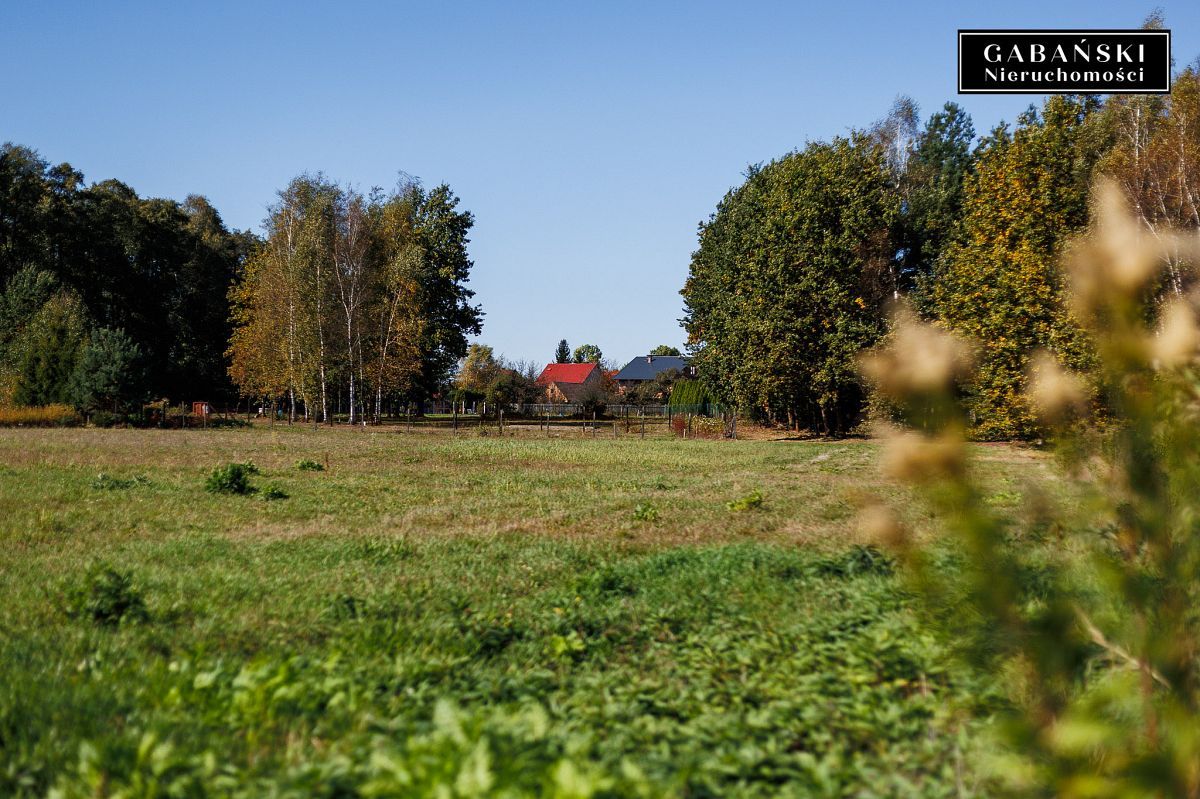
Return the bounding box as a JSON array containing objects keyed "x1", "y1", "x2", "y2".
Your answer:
[{"x1": 0, "y1": 427, "x2": 1058, "y2": 797}]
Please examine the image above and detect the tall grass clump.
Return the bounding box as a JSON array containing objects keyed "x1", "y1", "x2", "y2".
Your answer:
[{"x1": 863, "y1": 180, "x2": 1200, "y2": 796}]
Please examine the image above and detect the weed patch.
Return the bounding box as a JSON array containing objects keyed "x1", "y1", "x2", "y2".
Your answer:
[
  {"x1": 91, "y1": 473, "x2": 151, "y2": 490},
  {"x1": 632, "y1": 501, "x2": 658, "y2": 522},
  {"x1": 726, "y1": 489, "x2": 764, "y2": 512}
]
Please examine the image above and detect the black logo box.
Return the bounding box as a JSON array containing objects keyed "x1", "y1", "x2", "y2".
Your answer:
[{"x1": 958, "y1": 30, "x2": 1171, "y2": 94}]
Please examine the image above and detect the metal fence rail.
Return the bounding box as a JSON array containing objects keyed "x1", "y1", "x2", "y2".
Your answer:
[{"x1": 515, "y1": 403, "x2": 670, "y2": 417}]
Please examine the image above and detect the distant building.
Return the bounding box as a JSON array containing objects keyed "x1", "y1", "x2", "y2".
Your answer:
[
  {"x1": 536, "y1": 362, "x2": 602, "y2": 402},
  {"x1": 613, "y1": 355, "x2": 694, "y2": 394}
]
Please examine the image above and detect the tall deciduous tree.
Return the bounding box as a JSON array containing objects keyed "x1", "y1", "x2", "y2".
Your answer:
[
  {"x1": 682, "y1": 136, "x2": 900, "y2": 433},
  {"x1": 228, "y1": 177, "x2": 480, "y2": 422},
  {"x1": 1098, "y1": 66, "x2": 1200, "y2": 299},
  {"x1": 930, "y1": 96, "x2": 1107, "y2": 439},
  {"x1": 572, "y1": 344, "x2": 602, "y2": 364}
]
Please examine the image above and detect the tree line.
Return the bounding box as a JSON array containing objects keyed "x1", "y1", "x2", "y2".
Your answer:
[
  {"x1": 683, "y1": 38, "x2": 1199, "y2": 437},
  {"x1": 0, "y1": 144, "x2": 254, "y2": 412},
  {"x1": 0, "y1": 146, "x2": 481, "y2": 421}
]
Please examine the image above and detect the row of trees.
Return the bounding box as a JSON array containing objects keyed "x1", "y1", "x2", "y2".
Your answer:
[
  {"x1": 684, "y1": 41, "x2": 1200, "y2": 437},
  {"x1": 228, "y1": 176, "x2": 482, "y2": 424},
  {"x1": 0, "y1": 144, "x2": 252, "y2": 412}
]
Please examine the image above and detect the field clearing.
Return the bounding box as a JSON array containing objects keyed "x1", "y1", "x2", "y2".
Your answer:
[{"x1": 0, "y1": 427, "x2": 1060, "y2": 796}]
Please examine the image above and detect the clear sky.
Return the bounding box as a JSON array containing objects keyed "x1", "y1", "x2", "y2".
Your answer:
[{"x1": 5, "y1": 1, "x2": 1199, "y2": 367}]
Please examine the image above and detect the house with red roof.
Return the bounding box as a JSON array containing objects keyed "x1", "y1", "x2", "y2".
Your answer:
[{"x1": 537, "y1": 362, "x2": 602, "y2": 402}]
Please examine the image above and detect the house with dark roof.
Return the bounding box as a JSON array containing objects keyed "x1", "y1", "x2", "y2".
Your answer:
[
  {"x1": 613, "y1": 355, "x2": 694, "y2": 394},
  {"x1": 536, "y1": 362, "x2": 602, "y2": 403}
]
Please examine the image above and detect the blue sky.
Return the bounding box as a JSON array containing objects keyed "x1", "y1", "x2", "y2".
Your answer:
[{"x1": 5, "y1": 1, "x2": 1198, "y2": 367}]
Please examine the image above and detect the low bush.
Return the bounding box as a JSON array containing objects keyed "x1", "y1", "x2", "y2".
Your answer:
[
  {"x1": 0, "y1": 404, "x2": 80, "y2": 427},
  {"x1": 204, "y1": 463, "x2": 258, "y2": 495},
  {"x1": 63, "y1": 565, "x2": 148, "y2": 627},
  {"x1": 295, "y1": 459, "x2": 324, "y2": 471},
  {"x1": 89, "y1": 411, "x2": 124, "y2": 428},
  {"x1": 260, "y1": 483, "x2": 288, "y2": 501}
]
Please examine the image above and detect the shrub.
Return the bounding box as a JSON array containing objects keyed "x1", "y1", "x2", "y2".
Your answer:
[
  {"x1": 0, "y1": 404, "x2": 80, "y2": 427},
  {"x1": 204, "y1": 463, "x2": 257, "y2": 495},
  {"x1": 667, "y1": 378, "x2": 713, "y2": 412},
  {"x1": 726, "y1": 489, "x2": 763, "y2": 512},
  {"x1": 689, "y1": 416, "x2": 726, "y2": 439},
  {"x1": 89, "y1": 411, "x2": 123, "y2": 428},
  {"x1": 577, "y1": 388, "x2": 608, "y2": 418},
  {"x1": 260, "y1": 483, "x2": 288, "y2": 501},
  {"x1": 296, "y1": 459, "x2": 324, "y2": 471},
  {"x1": 64, "y1": 566, "x2": 148, "y2": 627}
]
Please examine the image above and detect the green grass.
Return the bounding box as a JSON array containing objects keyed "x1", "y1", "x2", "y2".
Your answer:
[{"x1": 0, "y1": 427, "x2": 1053, "y2": 796}]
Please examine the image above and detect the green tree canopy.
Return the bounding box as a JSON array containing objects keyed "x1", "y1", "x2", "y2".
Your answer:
[
  {"x1": 228, "y1": 176, "x2": 481, "y2": 423},
  {"x1": 572, "y1": 344, "x2": 602, "y2": 364},
  {"x1": 1, "y1": 143, "x2": 252, "y2": 403},
  {"x1": 69, "y1": 327, "x2": 145, "y2": 414},
  {"x1": 554, "y1": 339, "x2": 571, "y2": 363},
  {"x1": 649, "y1": 345, "x2": 681, "y2": 356},
  {"x1": 682, "y1": 135, "x2": 900, "y2": 433},
  {"x1": 12, "y1": 290, "x2": 90, "y2": 407},
  {"x1": 902, "y1": 102, "x2": 975, "y2": 292},
  {"x1": 930, "y1": 95, "x2": 1107, "y2": 439},
  {"x1": 455, "y1": 343, "x2": 499, "y2": 396}
]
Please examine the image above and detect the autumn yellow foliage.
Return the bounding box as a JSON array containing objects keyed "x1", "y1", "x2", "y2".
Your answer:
[{"x1": 0, "y1": 404, "x2": 80, "y2": 427}]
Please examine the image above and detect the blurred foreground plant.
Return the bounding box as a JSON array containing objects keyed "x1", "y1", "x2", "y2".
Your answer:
[{"x1": 863, "y1": 180, "x2": 1200, "y2": 797}]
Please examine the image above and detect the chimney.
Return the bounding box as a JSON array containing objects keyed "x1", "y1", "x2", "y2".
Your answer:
[{"x1": 646, "y1": 355, "x2": 653, "y2": 364}]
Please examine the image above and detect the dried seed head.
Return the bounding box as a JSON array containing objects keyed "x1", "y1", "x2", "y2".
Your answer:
[
  {"x1": 1028, "y1": 352, "x2": 1087, "y2": 424},
  {"x1": 1091, "y1": 180, "x2": 1160, "y2": 295},
  {"x1": 1152, "y1": 300, "x2": 1200, "y2": 370},
  {"x1": 857, "y1": 503, "x2": 907, "y2": 550},
  {"x1": 863, "y1": 309, "x2": 972, "y2": 400},
  {"x1": 1070, "y1": 179, "x2": 1200, "y2": 321},
  {"x1": 883, "y1": 432, "x2": 966, "y2": 484}
]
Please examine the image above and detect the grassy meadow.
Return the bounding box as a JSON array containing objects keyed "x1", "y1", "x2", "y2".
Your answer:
[{"x1": 0, "y1": 426, "x2": 1061, "y2": 797}]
